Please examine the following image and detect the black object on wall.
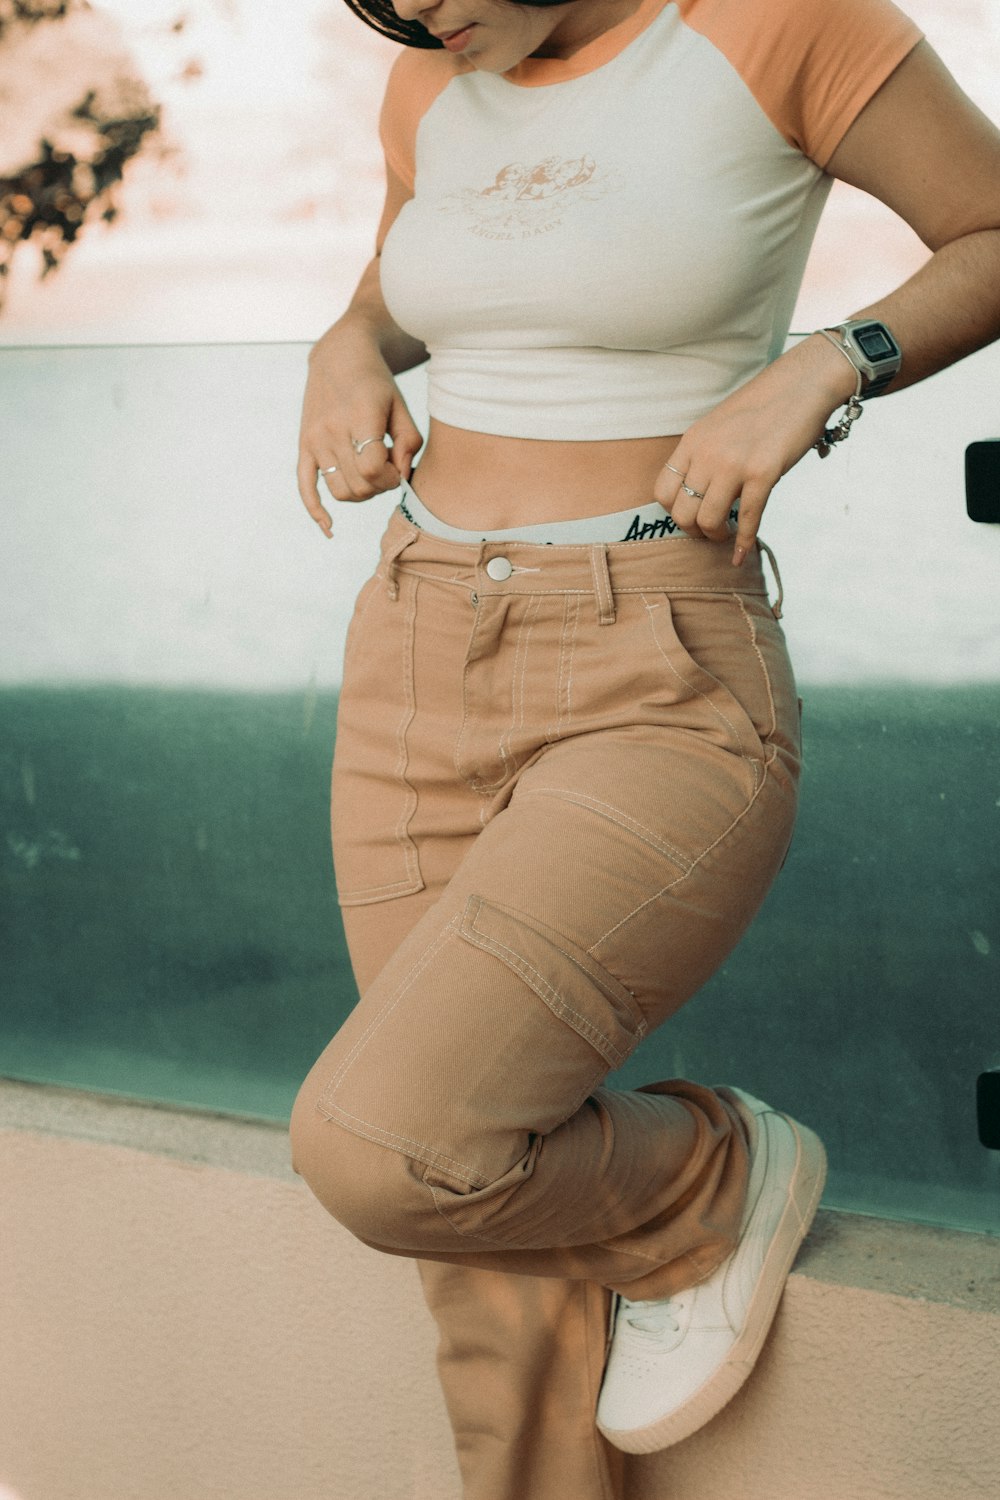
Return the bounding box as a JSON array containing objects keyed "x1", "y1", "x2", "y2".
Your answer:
[
  {"x1": 965, "y1": 440, "x2": 1000, "y2": 522},
  {"x1": 976, "y1": 1070, "x2": 1000, "y2": 1150}
]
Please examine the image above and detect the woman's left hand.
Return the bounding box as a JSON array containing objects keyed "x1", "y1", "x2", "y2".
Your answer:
[{"x1": 654, "y1": 332, "x2": 858, "y2": 565}]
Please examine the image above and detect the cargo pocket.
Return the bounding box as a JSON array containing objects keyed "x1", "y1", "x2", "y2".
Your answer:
[
  {"x1": 315, "y1": 892, "x2": 648, "y2": 1206},
  {"x1": 418, "y1": 896, "x2": 651, "y2": 1240},
  {"x1": 458, "y1": 895, "x2": 648, "y2": 1072},
  {"x1": 410, "y1": 894, "x2": 653, "y2": 1236}
]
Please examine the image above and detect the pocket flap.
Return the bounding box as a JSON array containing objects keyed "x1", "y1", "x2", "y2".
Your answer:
[{"x1": 459, "y1": 895, "x2": 647, "y2": 1069}]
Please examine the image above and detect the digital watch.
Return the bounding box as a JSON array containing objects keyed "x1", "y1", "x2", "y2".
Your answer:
[{"x1": 821, "y1": 319, "x2": 902, "y2": 397}]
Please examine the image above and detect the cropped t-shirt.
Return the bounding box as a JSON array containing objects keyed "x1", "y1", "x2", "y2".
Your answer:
[{"x1": 377, "y1": 0, "x2": 923, "y2": 440}]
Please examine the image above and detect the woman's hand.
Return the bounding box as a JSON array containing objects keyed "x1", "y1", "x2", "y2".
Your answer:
[
  {"x1": 296, "y1": 320, "x2": 424, "y2": 538},
  {"x1": 653, "y1": 333, "x2": 858, "y2": 565}
]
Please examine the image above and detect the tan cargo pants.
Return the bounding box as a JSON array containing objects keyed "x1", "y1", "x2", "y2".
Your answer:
[{"x1": 291, "y1": 507, "x2": 802, "y2": 1500}]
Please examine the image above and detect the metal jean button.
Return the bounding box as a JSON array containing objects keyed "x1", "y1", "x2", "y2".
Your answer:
[{"x1": 485, "y1": 556, "x2": 513, "y2": 581}]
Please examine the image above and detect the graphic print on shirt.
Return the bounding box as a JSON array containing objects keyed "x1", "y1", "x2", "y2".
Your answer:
[{"x1": 438, "y1": 153, "x2": 622, "y2": 240}]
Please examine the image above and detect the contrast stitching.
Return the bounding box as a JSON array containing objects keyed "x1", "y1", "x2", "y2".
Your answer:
[
  {"x1": 316, "y1": 1101, "x2": 490, "y2": 1187},
  {"x1": 588, "y1": 757, "x2": 775, "y2": 952},
  {"x1": 317, "y1": 918, "x2": 458, "y2": 1103},
  {"x1": 589, "y1": 545, "x2": 616, "y2": 625},
  {"x1": 642, "y1": 591, "x2": 750, "y2": 758},
  {"x1": 464, "y1": 917, "x2": 631, "y2": 1066},
  {"x1": 503, "y1": 594, "x2": 540, "y2": 779},
  {"x1": 599, "y1": 1240, "x2": 674, "y2": 1267},
  {"x1": 545, "y1": 595, "x2": 572, "y2": 743},
  {"x1": 455, "y1": 598, "x2": 490, "y2": 788},
  {"x1": 337, "y1": 874, "x2": 424, "y2": 903},
  {"x1": 476, "y1": 594, "x2": 539, "y2": 795},
  {"x1": 389, "y1": 573, "x2": 767, "y2": 600},
  {"x1": 395, "y1": 537, "x2": 739, "y2": 560},
  {"x1": 391, "y1": 575, "x2": 421, "y2": 881},
  {"x1": 563, "y1": 594, "x2": 580, "y2": 725},
  {"x1": 558, "y1": 594, "x2": 572, "y2": 733},
  {"x1": 470, "y1": 901, "x2": 646, "y2": 1037},
  {"x1": 387, "y1": 567, "x2": 475, "y2": 592},
  {"x1": 517, "y1": 786, "x2": 691, "y2": 871},
  {"x1": 733, "y1": 593, "x2": 777, "y2": 741},
  {"x1": 476, "y1": 930, "x2": 626, "y2": 1062}
]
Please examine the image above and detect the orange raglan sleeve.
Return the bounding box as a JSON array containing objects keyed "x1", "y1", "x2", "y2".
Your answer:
[
  {"x1": 378, "y1": 46, "x2": 464, "y2": 191},
  {"x1": 375, "y1": 47, "x2": 465, "y2": 250},
  {"x1": 680, "y1": 0, "x2": 924, "y2": 167},
  {"x1": 378, "y1": 50, "x2": 419, "y2": 191}
]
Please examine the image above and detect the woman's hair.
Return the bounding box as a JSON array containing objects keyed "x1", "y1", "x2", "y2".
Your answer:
[{"x1": 341, "y1": 0, "x2": 573, "y2": 50}]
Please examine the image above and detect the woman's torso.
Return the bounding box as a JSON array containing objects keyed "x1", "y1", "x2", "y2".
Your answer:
[
  {"x1": 378, "y1": 0, "x2": 921, "y2": 528},
  {"x1": 410, "y1": 422, "x2": 683, "y2": 529}
]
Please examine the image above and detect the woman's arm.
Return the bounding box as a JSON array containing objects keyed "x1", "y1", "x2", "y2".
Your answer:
[
  {"x1": 297, "y1": 163, "x2": 427, "y2": 536},
  {"x1": 314, "y1": 163, "x2": 428, "y2": 379},
  {"x1": 826, "y1": 40, "x2": 1000, "y2": 391},
  {"x1": 312, "y1": 252, "x2": 428, "y2": 380},
  {"x1": 655, "y1": 39, "x2": 1000, "y2": 563}
]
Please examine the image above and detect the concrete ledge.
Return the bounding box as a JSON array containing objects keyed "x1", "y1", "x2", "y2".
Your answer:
[
  {"x1": 1, "y1": 1078, "x2": 998, "y2": 1500},
  {"x1": 2, "y1": 1075, "x2": 996, "y2": 1310},
  {"x1": 0, "y1": 1074, "x2": 298, "y2": 1182}
]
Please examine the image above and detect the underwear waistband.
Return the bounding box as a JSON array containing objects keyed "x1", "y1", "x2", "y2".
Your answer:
[{"x1": 399, "y1": 477, "x2": 737, "y2": 546}]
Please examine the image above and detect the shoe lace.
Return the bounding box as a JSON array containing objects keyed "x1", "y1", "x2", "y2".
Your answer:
[{"x1": 620, "y1": 1296, "x2": 683, "y2": 1335}]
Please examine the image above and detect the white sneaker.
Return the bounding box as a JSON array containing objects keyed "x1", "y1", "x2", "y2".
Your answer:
[{"x1": 596, "y1": 1088, "x2": 826, "y2": 1453}]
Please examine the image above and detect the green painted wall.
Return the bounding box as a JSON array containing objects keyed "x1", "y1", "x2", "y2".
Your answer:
[{"x1": 1, "y1": 683, "x2": 997, "y2": 1232}]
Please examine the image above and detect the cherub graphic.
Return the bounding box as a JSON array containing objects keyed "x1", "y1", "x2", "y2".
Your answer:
[
  {"x1": 481, "y1": 155, "x2": 597, "y2": 200},
  {"x1": 480, "y1": 163, "x2": 530, "y2": 199},
  {"x1": 517, "y1": 154, "x2": 597, "y2": 198},
  {"x1": 440, "y1": 153, "x2": 616, "y2": 235}
]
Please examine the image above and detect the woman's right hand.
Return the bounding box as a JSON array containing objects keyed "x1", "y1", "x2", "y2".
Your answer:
[{"x1": 296, "y1": 321, "x2": 424, "y2": 538}]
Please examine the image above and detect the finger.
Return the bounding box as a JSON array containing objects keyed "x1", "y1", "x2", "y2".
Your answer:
[
  {"x1": 674, "y1": 509, "x2": 707, "y2": 540},
  {"x1": 669, "y1": 477, "x2": 712, "y2": 539},
  {"x1": 653, "y1": 455, "x2": 712, "y2": 537},
  {"x1": 297, "y1": 453, "x2": 334, "y2": 538},
  {"x1": 339, "y1": 429, "x2": 402, "y2": 498},
  {"x1": 730, "y1": 481, "x2": 772, "y2": 566},
  {"x1": 652, "y1": 456, "x2": 698, "y2": 535},
  {"x1": 652, "y1": 454, "x2": 690, "y2": 508},
  {"x1": 387, "y1": 394, "x2": 424, "y2": 482},
  {"x1": 693, "y1": 480, "x2": 741, "y2": 543}
]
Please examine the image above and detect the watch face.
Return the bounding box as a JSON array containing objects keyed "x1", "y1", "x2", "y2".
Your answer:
[{"x1": 855, "y1": 323, "x2": 897, "y2": 361}]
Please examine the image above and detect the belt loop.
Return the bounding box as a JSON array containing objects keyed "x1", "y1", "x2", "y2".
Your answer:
[
  {"x1": 757, "y1": 537, "x2": 784, "y2": 620},
  {"x1": 589, "y1": 544, "x2": 616, "y2": 626},
  {"x1": 383, "y1": 525, "x2": 416, "y2": 601}
]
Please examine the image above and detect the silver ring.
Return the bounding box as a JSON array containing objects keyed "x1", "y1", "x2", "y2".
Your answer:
[
  {"x1": 664, "y1": 461, "x2": 687, "y2": 479},
  {"x1": 352, "y1": 435, "x2": 382, "y2": 455},
  {"x1": 320, "y1": 465, "x2": 338, "y2": 475},
  {"x1": 681, "y1": 482, "x2": 706, "y2": 500}
]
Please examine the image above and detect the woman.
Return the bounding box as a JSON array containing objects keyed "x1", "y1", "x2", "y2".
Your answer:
[{"x1": 289, "y1": 1, "x2": 1000, "y2": 1495}]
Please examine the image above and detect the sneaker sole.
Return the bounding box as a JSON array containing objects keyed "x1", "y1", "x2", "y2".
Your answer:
[{"x1": 597, "y1": 1113, "x2": 827, "y2": 1454}]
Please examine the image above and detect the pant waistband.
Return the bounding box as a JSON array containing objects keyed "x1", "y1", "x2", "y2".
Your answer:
[{"x1": 379, "y1": 506, "x2": 784, "y2": 623}]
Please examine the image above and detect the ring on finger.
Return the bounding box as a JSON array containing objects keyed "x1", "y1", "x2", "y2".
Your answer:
[
  {"x1": 320, "y1": 465, "x2": 338, "y2": 475},
  {"x1": 681, "y1": 482, "x2": 706, "y2": 499},
  {"x1": 664, "y1": 461, "x2": 687, "y2": 480},
  {"x1": 351, "y1": 435, "x2": 383, "y2": 455}
]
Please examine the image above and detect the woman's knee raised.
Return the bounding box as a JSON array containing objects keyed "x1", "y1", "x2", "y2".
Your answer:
[{"x1": 289, "y1": 1083, "x2": 432, "y2": 1250}]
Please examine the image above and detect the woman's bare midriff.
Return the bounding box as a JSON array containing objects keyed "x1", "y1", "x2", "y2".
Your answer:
[{"x1": 410, "y1": 419, "x2": 685, "y2": 529}]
